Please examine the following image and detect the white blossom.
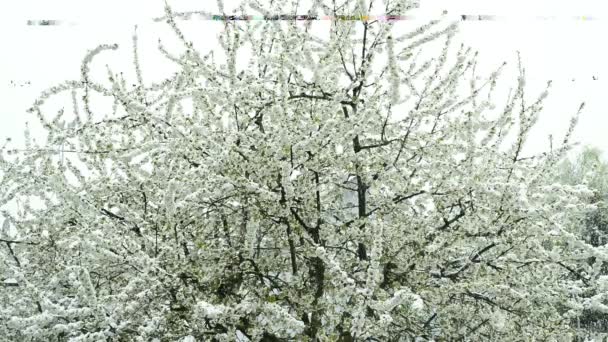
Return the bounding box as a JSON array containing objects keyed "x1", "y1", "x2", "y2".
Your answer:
[{"x1": 0, "y1": 0, "x2": 599, "y2": 340}]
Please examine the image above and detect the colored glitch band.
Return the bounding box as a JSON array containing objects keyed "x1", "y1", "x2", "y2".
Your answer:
[
  {"x1": 210, "y1": 15, "x2": 409, "y2": 21},
  {"x1": 25, "y1": 14, "x2": 599, "y2": 26}
]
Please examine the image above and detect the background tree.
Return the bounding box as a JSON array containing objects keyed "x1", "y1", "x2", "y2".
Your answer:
[
  {"x1": 557, "y1": 146, "x2": 608, "y2": 337},
  {"x1": 558, "y1": 147, "x2": 608, "y2": 246},
  {"x1": 0, "y1": 0, "x2": 603, "y2": 340}
]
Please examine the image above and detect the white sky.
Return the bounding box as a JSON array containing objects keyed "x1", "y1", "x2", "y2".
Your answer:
[{"x1": 1, "y1": 0, "x2": 607, "y2": 158}]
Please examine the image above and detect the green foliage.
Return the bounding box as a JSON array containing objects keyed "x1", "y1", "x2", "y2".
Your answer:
[{"x1": 559, "y1": 147, "x2": 608, "y2": 192}]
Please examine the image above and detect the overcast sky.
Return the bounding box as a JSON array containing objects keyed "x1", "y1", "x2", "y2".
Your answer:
[{"x1": 1, "y1": 0, "x2": 606, "y2": 158}]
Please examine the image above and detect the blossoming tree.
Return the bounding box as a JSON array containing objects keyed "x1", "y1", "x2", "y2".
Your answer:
[
  {"x1": 0, "y1": 0, "x2": 604, "y2": 340},
  {"x1": 556, "y1": 147, "x2": 608, "y2": 336}
]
